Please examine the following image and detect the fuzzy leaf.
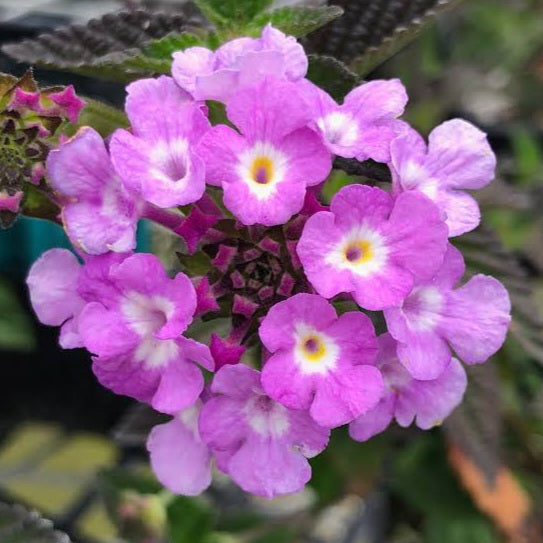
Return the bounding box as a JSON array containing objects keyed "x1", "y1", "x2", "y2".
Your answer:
[
  {"x1": 195, "y1": 0, "x2": 274, "y2": 26},
  {"x1": 307, "y1": 54, "x2": 357, "y2": 100},
  {"x1": 143, "y1": 31, "x2": 208, "y2": 60},
  {"x1": 0, "y1": 502, "x2": 71, "y2": 543},
  {"x1": 443, "y1": 364, "x2": 503, "y2": 485},
  {"x1": 2, "y1": 10, "x2": 208, "y2": 82},
  {"x1": 250, "y1": 5, "x2": 344, "y2": 38},
  {"x1": 304, "y1": 0, "x2": 465, "y2": 74}
]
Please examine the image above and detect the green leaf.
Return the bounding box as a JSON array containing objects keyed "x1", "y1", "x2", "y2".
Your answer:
[
  {"x1": 425, "y1": 512, "x2": 500, "y2": 543},
  {"x1": 251, "y1": 526, "x2": 296, "y2": 543},
  {"x1": 167, "y1": 496, "x2": 215, "y2": 543},
  {"x1": 391, "y1": 434, "x2": 499, "y2": 543},
  {"x1": 350, "y1": 0, "x2": 466, "y2": 76},
  {"x1": 0, "y1": 502, "x2": 71, "y2": 543},
  {"x1": 99, "y1": 467, "x2": 162, "y2": 503},
  {"x1": 195, "y1": 0, "x2": 273, "y2": 27},
  {"x1": 307, "y1": 54, "x2": 357, "y2": 100},
  {"x1": 177, "y1": 251, "x2": 213, "y2": 276},
  {"x1": 2, "y1": 10, "x2": 209, "y2": 82},
  {"x1": 144, "y1": 31, "x2": 207, "y2": 59},
  {"x1": 249, "y1": 6, "x2": 344, "y2": 38},
  {"x1": 0, "y1": 278, "x2": 36, "y2": 352},
  {"x1": 70, "y1": 98, "x2": 128, "y2": 138},
  {"x1": 21, "y1": 185, "x2": 60, "y2": 225}
]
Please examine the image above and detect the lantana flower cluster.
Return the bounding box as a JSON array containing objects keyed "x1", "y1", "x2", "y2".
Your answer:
[
  {"x1": 27, "y1": 25, "x2": 511, "y2": 499},
  {"x1": 0, "y1": 70, "x2": 84, "y2": 227}
]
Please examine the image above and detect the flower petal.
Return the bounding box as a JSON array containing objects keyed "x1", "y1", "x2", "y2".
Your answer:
[
  {"x1": 226, "y1": 436, "x2": 311, "y2": 499},
  {"x1": 226, "y1": 77, "x2": 311, "y2": 142},
  {"x1": 148, "y1": 413, "x2": 212, "y2": 496},
  {"x1": 349, "y1": 394, "x2": 395, "y2": 442},
  {"x1": 426, "y1": 119, "x2": 496, "y2": 190},
  {"x1": 441, "y1": 275, "x2": 511, "y2": 364},
  {"x1": 26, "y1": 248, "x2": 82, "y2": 327},
  {"x1": 310, "y1": 365, "x2": 384, "y2": 428},
  {"x1": 46, "y1": 127, "x2": 112, "y2": 198},
  {"x1": 395, "y1": 357, "x2": 467, "y2": 429}
]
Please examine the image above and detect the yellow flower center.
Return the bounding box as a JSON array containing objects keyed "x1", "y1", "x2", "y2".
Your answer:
[
  {"x1": 301, "y1": 335, "x2": 326, "y2": 362},
  {"x1": 344, "y1": 240, "x2": 373, "y2": 264},
  {"x1": 250, "y1": 156, "x2": 274, "y2": 185}
]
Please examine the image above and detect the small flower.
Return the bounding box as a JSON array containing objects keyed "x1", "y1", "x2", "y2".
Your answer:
[
  {"x1": 26, "y1": 248, "x2": 86, "y2": 348},
  {"x1": 47, "y1": 127, "x2": 140, "y2": 255},
  {"x1": 77, "y1": 253, "x2": 213, "y2": 413},
  {"x1": 110, "y1": 76, "x2": 210, "y2": 208},
  {"x1": 44, "y1": 86, "x2": 85, "y2": 123},
  {"x1": 147, "y1": 402, "x2": 212, "y2": 496},
  {"x1": 349, "y1": 333, "x2": 467, "y2": 441},
  {"x1": 197, "y1": 77, "x2": 331, "y2": 226},
  {"x1": 297, "y1": 184, "x2": 449, "y2": 310},
  {"x1": 0, "y1": 190, "x2": 23, "y2": 213},
  {"x1": 384, "y1": 244, "x2": 511, "y2": 380},
  {"x1": 390, "y1": 120, "x2": 496, "y2": 236},
  {"x1": 260, "y1": 294, "x2": 383, "y2": 428},
  {"x1": 199, "y1": 364, "x2": 329, "y2": 499},
  {"x1": 298, "y1": 78, "x2": 407, "y2": 161},
  {"x1": 172, "y1": 25, "x2": 307, "y2": 102}
]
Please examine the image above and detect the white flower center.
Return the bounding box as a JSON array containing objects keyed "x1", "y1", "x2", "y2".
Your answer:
[
  {"x1": 150, "y1": 138, "x2": 189, "y2": 184},
  {"x1": 317, "y1": 112, "x2": 358, "y2": 147},
  {"x1": 293, "y1": 323, "x2": 339, "y2": 375},
  {"x1": 402, "y1": 286, "x2": 443, "y2": 331},
  {"x1": 326, "y1": 225, "x2": 388, "y2": 278},
  {"x1": 121, "y1": 291, "x2": 178, "y2": 368},
  {"x1": 236, "y1": 142, "x2": 287, "y2": 200},
  {"x1": 244, "y1": 394, "x2": 290, "y2": 438}
]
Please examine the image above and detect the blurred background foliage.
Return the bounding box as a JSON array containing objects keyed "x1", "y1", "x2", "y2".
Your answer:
[{"x1": 2, "y1": 0, "x2": 543, "y2": 542}]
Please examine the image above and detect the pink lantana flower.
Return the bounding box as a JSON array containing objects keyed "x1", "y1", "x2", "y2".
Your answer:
[
  {"x1": 297, "y1": 184, "x2": 449, "y2": 310},
  {"x1": 110, "y1": 76, "x2": 210, "y2": 208},
  {"x1": 384, "y1": 244, "x2": 511, "y2": 380},
  {"x1": 197, "y1": 77, "x2": 331, "y2": 226},
  {"x1": 260, "y1": 294, "x2": 383, "y2": 428},
  {"x1": 298, "y1": 78, "x2": 407, "y2": 161},
  {"x1": 172, "y1": 25, "x2": 307, "y2": 102},
  {"x1": 390, "y1": 119, "x2": 496, "y2": 236},
  {"x1": 199, "y1": 364, "x2": 329, "y2": 499},
  {"x1": 349, "y1": 334, "x2": 467, "y2": 441},
  {"x1": 47, "y1": 127, "x2": 141, "y2": 255},
  {"x1": 147, "y1": 402, "x2": 212, "y2": 496},
  {"x1": 77, "y1": 253, "x2": 213, "y2": 414}
]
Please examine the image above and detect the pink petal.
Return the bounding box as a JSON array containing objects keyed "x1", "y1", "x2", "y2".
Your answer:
[
  {"x1": 310, "y1": 365, "x2": 384, "y2": 428},
  {"x1": 349, "y1": 394, "x2": 395, "y2": 442},
  {"x1": 226, "y1": 436, "x2": 311, "y2": 499},
  {"x1": 147, "y1": 412, "x2": 212, "y2": 496}
]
